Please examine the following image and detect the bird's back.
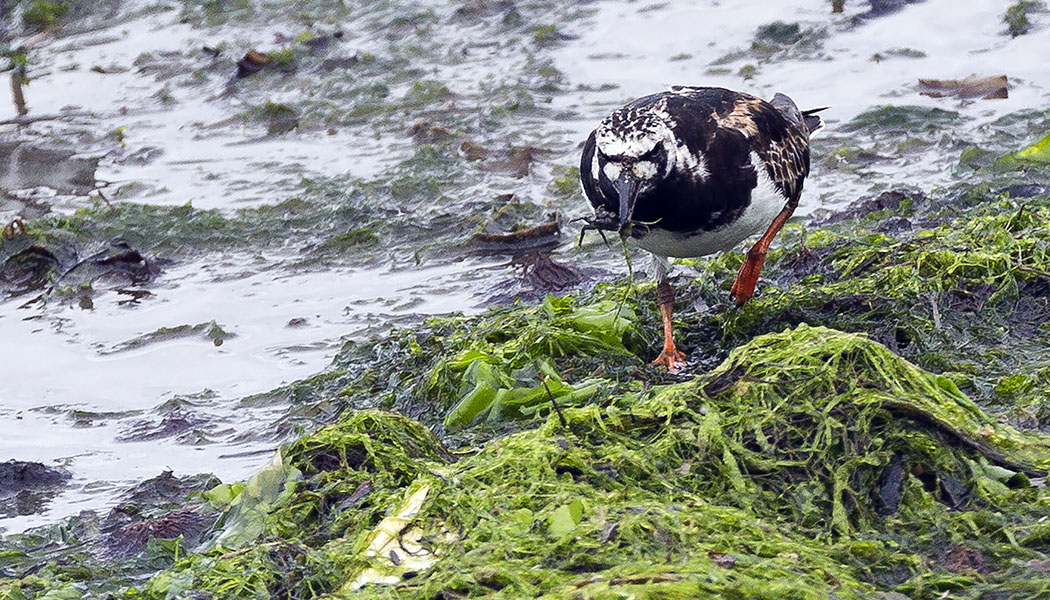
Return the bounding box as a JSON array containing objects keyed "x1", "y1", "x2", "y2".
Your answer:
[{"x1": 581, "y1": 86, "x2": 812, "y2": 240}]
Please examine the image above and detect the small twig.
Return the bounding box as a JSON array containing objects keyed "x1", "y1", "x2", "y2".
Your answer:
[
  {"x1": 542, "y1": 379, "x2": 568, "y2": 428},
  {"x1": 10, "y1": 66, "x2": 28, "y2": 116},
  {"x1": 94, "y1": 187, "x2": 114, "y2": 208},
  {"x1": 1008, "y1": 202, "x2": 1027, "y2": 231}
]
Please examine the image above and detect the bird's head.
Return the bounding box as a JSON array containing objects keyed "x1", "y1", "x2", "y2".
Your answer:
[{"x1": 593, "y1": 110, "x2": 675, "y2": 231}]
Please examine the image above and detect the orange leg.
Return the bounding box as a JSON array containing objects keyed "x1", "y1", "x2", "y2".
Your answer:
[
  {"x1": 730, "y1": 201, "x2": 797, "y2": 306},
  {"x1": 651, "y1": 278, "x2": 686, "y2": 372}
]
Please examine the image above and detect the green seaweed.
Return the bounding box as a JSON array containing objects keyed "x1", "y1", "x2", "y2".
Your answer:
[
  {"x1": 750, "y1": 20, "x2": 826, "y2": 59},
  {"x1": 1003, "y1": 0, "x2": 1047, "y2": 37},
  {"x1": 7, "y1": 2, "x2": 1050, "y2": 599},
  {"x1": 8, "y1": 178, "x2": 1050, "y2": 597},
  {"x1": 22, "y1": 1, "x2": 69, "y2": 32},
  {"x1": 100, "y1": 326, "x2": 1050, "y2": 600},
  {"x1": 103, "y1": 321, "x2": 234, "y2": 354},
  {"x1": 266, "y1": 47, "x2": 296, "y2": 70},
  {"x1": 838, "y1": 105, "x2": 961, "y2": 136},
  {"x1": 1013, "y1": 130, "x2": 1050, "y2": 164}
]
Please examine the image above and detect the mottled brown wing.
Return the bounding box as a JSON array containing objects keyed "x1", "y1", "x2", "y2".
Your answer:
[
  {"x1": 760, "y1": 129, "x2": 810, "y2": 204},
  {"x1": 673, "y1": 87, "x2": 811, "y2": 203},
  {"x1": 739, "y1": 95, "x2": 811, "y2": 203}
]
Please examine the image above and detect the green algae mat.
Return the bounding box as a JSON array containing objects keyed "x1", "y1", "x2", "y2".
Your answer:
[
  {"x1": 127, "y1": 324, "x2": 1050, "y2": 600},
  {"x1": 6, "y1": 131, "x2": 1050, "y2": 598},
  {"x1": 7, "y1": 0, "x2": 1050, "y2": 597},
  {"x1": 8, "y1": 316, "x2": 1050, "y2": 598},
  {"x1": 6, "y1": 170, "x2": 1050, "y2": 599},
  {"x1": 98, "y1": 326, "x2": 1050, "y2": 599}
]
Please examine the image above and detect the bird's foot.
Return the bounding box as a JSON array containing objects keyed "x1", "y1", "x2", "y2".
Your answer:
[
  {"x1": 575, "y1": 210, "x2": 621, "y2": 248},
  {"x1": 652, "y1": 345, "x2": 687, "y2": 373}
]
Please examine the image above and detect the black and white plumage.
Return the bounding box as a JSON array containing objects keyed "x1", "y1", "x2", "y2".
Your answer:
[{"x1": 579, "y1": 86, "x2": 824, "y2": 371}]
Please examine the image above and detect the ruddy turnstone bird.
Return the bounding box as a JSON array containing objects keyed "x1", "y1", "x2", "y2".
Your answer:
[{"x1": 580, "y1": 86, "x2": 825, "y2": 372}]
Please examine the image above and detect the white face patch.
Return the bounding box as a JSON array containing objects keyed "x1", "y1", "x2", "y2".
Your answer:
[
  {"x1": 632, "y1": 160, "x2": 658, "y2": 180},
  {"x1": 602, "y1": 162, "x2": 622, "y2": 181}
]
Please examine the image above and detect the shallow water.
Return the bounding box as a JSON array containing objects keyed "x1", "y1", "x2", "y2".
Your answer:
[{"x1": 1, "y1": 0, "x2": 1048, "y2": 532}]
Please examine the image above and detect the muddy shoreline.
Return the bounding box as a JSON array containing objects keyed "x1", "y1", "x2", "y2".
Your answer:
[{"x1": 4, "y1": 0, "x2": 1050, "y2": 598}]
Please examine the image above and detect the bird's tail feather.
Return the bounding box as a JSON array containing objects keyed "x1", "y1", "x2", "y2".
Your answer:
[
  {"x1": 771, "y1": 92, "x2": 828, "y2": 138},
  {"x1": 802, "y1": 106, "x2": 829, "y2": 137}
]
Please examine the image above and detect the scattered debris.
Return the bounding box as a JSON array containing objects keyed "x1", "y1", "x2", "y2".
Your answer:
[
  {"x1": 942, "y1": 545, "x2": 988, "y2": 574},
  {"x1": 410, "y1": 121, "x2": 456, "y2": 143},
  {"x1": 471, "y1": 219, "x2": 560, "y2": 252},
  {"x1": 0, "y1": 460, "x2": 71, "y2": 497},
  {"x1": 45, "y1": 239, "x2": 159, "y2": 302},
  {"x1": 334, "y1": 480, "x2": 373, "y2": 513},
  {"x1": 104, "y1": 509, "x2": 211, "y2": 557},
  {"x1": 459, "y1": 140, "x2": 489, "y2": 161},
  {"x1": 502, "y1": 146, "x2": 539, "y2": 178},
  {"x1": 0, "y1": 245, "x2": 61, "y2": 297},
  {"x1": 116, "y1": 410, "x2": 211, "y2": 443},
  {"x1": 104, "y1": 320, "x2": 233, "y2": 354},
  {"x1": 918, "y1": 74, "x2": 1008, "y2": 99},
  {"x1": 346, "y1": 485, "x2": 449, "y2": 591},
  {"x1": 519, "y1": 252, "x2": 583, "y2": 292},
  {"x1": 1, "y1": 218, "x2": 26, "y2": 238},
  {"x1": 708, "y1": 551, "x2": 737, "y2": 569},
  {"x1": 235, "y1": 49, "x2": 270, "y2": 78},
  {"x1": 301, "y1": 30, "x2": 344, "y2": 55},
  {"x1": 814, "y1": 188, "x2": 925, "y2": 226}
]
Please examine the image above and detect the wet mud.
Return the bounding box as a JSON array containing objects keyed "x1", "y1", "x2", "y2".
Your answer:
[{"x1": 0, "y1": 460, "x2": 71, "y2": 519}]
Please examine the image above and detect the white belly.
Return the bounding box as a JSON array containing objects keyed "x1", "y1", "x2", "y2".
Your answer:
[
  {"x1": 636, "y1": 193, "x2": 785, "y2": 258},
  {"x1": 635, "y1": 153, "x2": 788, "y2": 258}
]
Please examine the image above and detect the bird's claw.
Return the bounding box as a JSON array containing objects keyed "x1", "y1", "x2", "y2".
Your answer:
[
  {"x1": 652, "y1": 346, "x2": 687, "y2": 373},
  {"x1": 575, "y1": 212, "x2": 619, "y2": 249}
]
